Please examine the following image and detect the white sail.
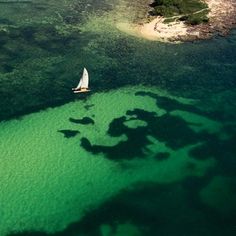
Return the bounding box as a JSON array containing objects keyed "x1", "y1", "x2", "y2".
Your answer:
[
  {"x1": 81, "y1": 68, "x2": 89, "y2": 88},
  {"x1": 72, "y1": 67, "x2": 89, "y2": 92},
  {"x1": 74, "y1": 68, "x2": 89, "y2": 89},
  {"x1": 74, "y1": 78, "x2": 83, "y2": 90}
]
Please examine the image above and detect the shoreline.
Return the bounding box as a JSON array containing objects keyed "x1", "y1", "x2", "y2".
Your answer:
[{"x1": 116, "y1": 0, "x2": 236, "y2": 42}]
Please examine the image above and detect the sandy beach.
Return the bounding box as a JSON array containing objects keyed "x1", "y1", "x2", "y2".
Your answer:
[{"x1": 116, "y1": 0, "x2": 236, "y2": 42}]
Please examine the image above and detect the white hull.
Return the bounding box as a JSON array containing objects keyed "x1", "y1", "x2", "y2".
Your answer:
[{"x1": 73, "y1": 89, "x2": 90, "y2": 93}]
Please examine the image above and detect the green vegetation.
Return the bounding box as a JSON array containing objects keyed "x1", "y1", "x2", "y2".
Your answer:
[
  {"x1": 184, "y1": 9, "x2": 209, "y2": 25},
  {"x1": 150, "y1": 0, "x2": 209, "y2": 25}
]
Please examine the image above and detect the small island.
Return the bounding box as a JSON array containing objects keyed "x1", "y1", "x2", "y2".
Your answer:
[
  {"x1": 117, "y1": 0, "x2": 236, "y2": 42},
  {"x1": 150, "y1": 0, "x2": 209, "y2": 25}
]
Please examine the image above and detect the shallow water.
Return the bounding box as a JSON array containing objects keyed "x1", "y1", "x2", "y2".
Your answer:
[{"x1": 0, "y1": 1, "x2": 236, "y2": 236}]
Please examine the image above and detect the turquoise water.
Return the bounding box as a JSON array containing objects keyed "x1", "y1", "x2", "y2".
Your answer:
[{"x1": 0, "y1": 1, "x2": 236, "y2": 236}]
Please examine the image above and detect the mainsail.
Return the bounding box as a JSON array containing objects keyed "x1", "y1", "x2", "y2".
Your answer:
[{"x1": 74, "y1": 68, "x2": 89, "y2": 90}]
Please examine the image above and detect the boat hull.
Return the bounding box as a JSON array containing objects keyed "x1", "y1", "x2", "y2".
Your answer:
[{"x1": 73, "y1": 89, "x2": 90, "y2": 93}]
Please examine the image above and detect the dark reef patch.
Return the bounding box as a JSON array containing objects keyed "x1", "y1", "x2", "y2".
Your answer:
[
  {"x1": 8, "y1": 180, "x2": 236, "y2": 236},
  {"x1": 128, "y1": 109, "x2": 199, "y2": 150},
  {"x1": 80, "y1": 108, "x2": 202, "y2": 161},
  {"x1": 135, "y1": 91, "x2": 231, "y2": 122},
  {"x1": 189, "y1": 134, "x2": 236, "y2": 177},
  {"x1": 20, "y1": 26, "x2": 36, "y2": 42},
  {"x1": 69, "y1": 117, "x2": 95, "y2": 125},
  {"x1": 0, "y1": 64, "x2": 14, "y2": 73},
  {"x1": 58, "y1": 129, "x2": 80, "y2": 138},
  {"x1": 135, "y1": 91, "x2": 194, "y2": 113},
  {"x1": 81, "y1": 125, "x2": 150, "y2": 160},
  {"x1": 0, "y1": 18, "x2": 13, "y2": 25},
  {"x1": 107, "y1": 116, "x2": 127, "y2": 137},
  {"x1": 84, "y1": 104, "x2": 95, "y2": 110},
  {"x1": 186, "y1": 162, "x2": 196, "y2": 171},
  {"x1": 80, "y1": 107, "x2": 234, "y2": 164},
  {"x1": 154, "y1": 152, "x2": 170, "y2": 161}
]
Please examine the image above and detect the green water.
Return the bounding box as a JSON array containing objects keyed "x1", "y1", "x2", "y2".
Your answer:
[{"x1": 0, "y1": 1, "x2": 236, "y2": 236}]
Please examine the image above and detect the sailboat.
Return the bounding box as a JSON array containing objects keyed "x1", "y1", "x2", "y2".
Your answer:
[{"x1": 72, "y1": 67, "x2": 90, "y2": 93}]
